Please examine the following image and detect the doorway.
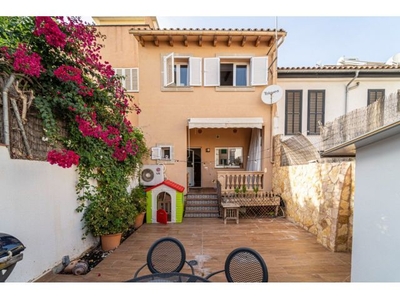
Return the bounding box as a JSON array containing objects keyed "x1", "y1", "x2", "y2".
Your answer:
[
  {"x1": 157, "y1": 191, "x2": 171, "y2": 222},
  {"x1": 187, "y1": 148, "x2": 202, "y2": 187}
]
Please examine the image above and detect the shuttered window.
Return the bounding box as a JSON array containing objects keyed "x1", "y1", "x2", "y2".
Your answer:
[
  {"x1": 163, "y1": 53, "x2": 202, "y2": 87},
  {"x1": 307, "y1": 90, "x2": 325, "y2": 135},
  {"x1": 204, "y1": 56, "x2": 268, "y2": 87},
  {"x1": 367, "y1": 89, "x2": 385, "y2": 105},
  {"x1": 285, "y1": 90, "x2": 302, "y2": 135},
  {"x1": 114, "y1": 68, "x2": 139, "y2": 92}
]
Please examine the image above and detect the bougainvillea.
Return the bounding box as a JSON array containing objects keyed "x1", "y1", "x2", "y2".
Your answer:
[
  {"x1": 0, "y1": 16, "x2": 148, "y2": 237},
  {"x1": 12, "y1": 43, "x2": 44, "y2": 78},
  {"x1": 47, "y1": 149, "x2": 80, "y2": 168}
]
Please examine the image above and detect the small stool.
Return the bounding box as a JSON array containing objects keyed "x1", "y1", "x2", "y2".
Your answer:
[{"x1": 221, "y1": 203, "x2": 240, "y2": 224}]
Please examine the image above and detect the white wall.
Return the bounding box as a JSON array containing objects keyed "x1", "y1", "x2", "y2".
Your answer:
[
  {"x1": 351, "y1": 133, "x2": 400, "y2": 282},
  {"x1": 0, "y1": 146, "x2": 97, "y2": 282},
  {"x1": 276, "y1": 77, "x2": 400, "y2": 149}
]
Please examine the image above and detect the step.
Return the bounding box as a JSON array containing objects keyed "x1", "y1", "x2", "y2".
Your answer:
[
  {"x1": 185, "y1": 194, "x2": 218, "y2": 200},
  {"x1": 184, "y1": 212, "x2": 220, "y2": 218},
  {"x1": 184, "y1": 193, "x2": 220, "y2": 218}
]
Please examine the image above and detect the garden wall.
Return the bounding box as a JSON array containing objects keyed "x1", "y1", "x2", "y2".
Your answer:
[
  {"x1": 272, "y1": 136, "x2": 354, "y2": 252},
  {"x1": 0, "y1": 145, "x2": 97, "y2": 282}
]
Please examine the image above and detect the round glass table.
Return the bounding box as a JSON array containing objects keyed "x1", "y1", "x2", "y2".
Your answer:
[{"x1": 127, "y1": 272, "x2": 209, "y2": 282}]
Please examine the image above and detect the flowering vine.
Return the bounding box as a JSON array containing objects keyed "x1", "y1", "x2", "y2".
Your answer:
[{"x1": 0, "y1": 16, "x2": 148, "y2": 237}]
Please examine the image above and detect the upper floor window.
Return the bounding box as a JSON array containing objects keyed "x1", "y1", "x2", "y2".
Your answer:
[
  {"x1": 163, "y1": 53, "x2": 202, "y2": 87},
  {"x1": 114, "y1": 68, "x2": 139, "y2": 92},
  {"x1": 285, "y1": 90, "x2": 302, "y2": 135},
  {"x1": 204, "y1": 56, "x2": 268, "y2": 87},
  {"x1": 368, "y1": 89, "x2": 385, "y2": 105},
  {"x1": 307, "y1": 90, "x2": 325, "y2": 135},
  {"x1": 220, "y1": 62, "x2": 249, "y2": 86},
  {"x1": 174, "y1": 62, "x2": 188, "y2": 86}
]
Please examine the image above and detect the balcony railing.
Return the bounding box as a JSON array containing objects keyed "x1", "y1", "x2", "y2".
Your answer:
[{"x1": 217, "y1": 171, "x2": 264, "y2": 193}]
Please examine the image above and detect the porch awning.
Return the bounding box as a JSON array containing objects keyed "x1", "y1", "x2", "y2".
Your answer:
[{"x1": 188, "y1": 117, "x2": 263, "y2": 129}]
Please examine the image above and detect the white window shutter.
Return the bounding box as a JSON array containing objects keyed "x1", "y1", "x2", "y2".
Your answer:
[
  {"x1": 131, "y1": 68, "x2": 139, "y2": 92},
  {"x1": 251, "y1": 56, "x2": 268, "y2": 86},
  {"x1": 125, "y1": 69, "x2": 132, "y2": 91},
  {"x1": 114, "y1": 68, "x2": 125, "y2": 88},
  {"x1": 114, "y1": 68, "x2": 139, "y2": 92},
  {"x1": 151, "y1": 147, "x2": 162, "y2": 160},
  {"x1": 163, "y1": 53, "x2": 174, "y2": 86},
  {"x1": 189, "y1": 57, "x2": 202, "y2": 86},
  {"x1": 204, "y1": 57, "x2": 220, "y2": 86}
]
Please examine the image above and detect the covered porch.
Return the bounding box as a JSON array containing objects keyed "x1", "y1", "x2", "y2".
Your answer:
[{"x1": 187, "y1": 117, "x2": 269, "y2": 189}]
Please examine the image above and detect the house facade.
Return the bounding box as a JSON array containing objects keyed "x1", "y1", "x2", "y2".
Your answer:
[
  {"x1": 95, "y1": 17, "x2": 287, "y2": 191},
  {"x1": 275, "y1": 60, "x2": 400, "y2": 151}
]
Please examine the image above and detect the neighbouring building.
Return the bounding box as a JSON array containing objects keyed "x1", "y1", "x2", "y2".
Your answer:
[{"x1": 276, "y1": 56, "x2": 400, "y2": 151}]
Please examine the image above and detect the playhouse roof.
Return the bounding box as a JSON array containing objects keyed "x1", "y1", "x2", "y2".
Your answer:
[{"x1": 145, "y1": 180, "x2": 185, "y2": 193}]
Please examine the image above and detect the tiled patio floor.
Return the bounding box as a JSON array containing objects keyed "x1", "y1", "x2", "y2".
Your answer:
[{"x1": 35, "y1": 217, "x2": 351, "y2": 283}]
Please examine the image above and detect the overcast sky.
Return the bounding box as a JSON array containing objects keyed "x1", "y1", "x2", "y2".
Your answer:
[{"x1": 6, "y1": 1, "x2": 400, "y2": 67}]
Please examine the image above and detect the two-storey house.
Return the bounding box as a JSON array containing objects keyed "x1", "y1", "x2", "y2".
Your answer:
[{"x1": 95, "y1": 17, "x2": 287, "y2": 193}]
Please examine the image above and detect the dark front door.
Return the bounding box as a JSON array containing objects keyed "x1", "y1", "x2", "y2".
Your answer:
[{"x1": 187, "y1": 148, "x2": 201, "y2": 187}]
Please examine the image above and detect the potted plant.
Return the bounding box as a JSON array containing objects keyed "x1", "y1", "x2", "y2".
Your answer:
[
  {"x1": 129, "y1": 185, "x2": 147, "y2": 229},
  {"x1": 81, "y1": 189, "x2": 138, "y2": 251}
]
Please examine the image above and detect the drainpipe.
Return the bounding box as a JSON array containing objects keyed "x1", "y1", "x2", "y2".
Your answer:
[
  {"x1": 345, "y1": 71, "x2": 360, "y2": 114},
  {"x1": 2, "y1": 74, "x2": 15, "y2": 146}
]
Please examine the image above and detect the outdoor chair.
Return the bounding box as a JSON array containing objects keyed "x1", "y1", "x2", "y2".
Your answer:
[
  {"x1": 205, "y1": 247, "x2": 268, "y2": 282},
  {"x1": 133, "y1": 237, "x2": 195, "y2": 278}
]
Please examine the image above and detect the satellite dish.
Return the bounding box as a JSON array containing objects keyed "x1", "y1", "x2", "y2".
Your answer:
[{"x1": 261, "y1": 85, "x2": 283, "y2": 105}]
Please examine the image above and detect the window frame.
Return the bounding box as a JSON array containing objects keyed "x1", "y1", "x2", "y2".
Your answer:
[
  {"x1": 204, "y1": 56, "x2": 268, "y2": 87},
  {"x1": 220, "y1": 62, "x2": 249, "y2": 87},
  {"x1": 215, "y1": 147, "x2": 243, "y2": 169},
  {"x1": 174, "y1": 62, "x2": 189, "y2": 86},
  {"x1": 152, "y1": 144, "x2": 174, "y2": 162},
  {"x1": 367, "y1": 89, "x2": 385, "y2": 105},
  {"x1": 285, "y1": 90, "x2": 303, "y2": 136},
  {"x1": 163, "y1": 53, "x2": 202, "y2": 88},
  {"x1": 114, "y1": 68, "x2": 139, "y2": 92},
  {"x1": 307, "y1": 90, "x2": 325, "y2": 135}
]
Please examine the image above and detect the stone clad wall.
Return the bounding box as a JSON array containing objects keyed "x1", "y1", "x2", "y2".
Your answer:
[{"x1": 272, "y1": 136, "x2": 354, "y2": 252}]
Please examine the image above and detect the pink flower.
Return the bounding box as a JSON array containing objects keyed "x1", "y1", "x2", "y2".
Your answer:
[
  {"x1": 34, "y1": 17, "x2": 67, "y2": 49},
  {"x1": 54, "y1": 65, "x2": 83, "y2": 85},
  {"x1": 12, "y1": 44, "x2": 44, "y2": 78},
  {"x1": 47, "y1": 149, "x2": 80, "y2": 168}
]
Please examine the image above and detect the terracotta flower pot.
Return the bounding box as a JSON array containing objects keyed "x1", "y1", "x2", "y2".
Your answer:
[
  {"x1": 100, "y1": 233, "x2": 122, "y2": 251},
  {"x1": 134, "y1": 212, "x2": 146, "y2": 229}
]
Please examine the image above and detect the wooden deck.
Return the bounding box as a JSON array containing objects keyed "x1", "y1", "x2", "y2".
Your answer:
[{"x1": 35, "y1": 217, "x2": 351, "y2": 283}]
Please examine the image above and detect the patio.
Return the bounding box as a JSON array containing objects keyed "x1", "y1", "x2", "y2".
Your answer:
[{"x1": 35, "y1": 217, "x2": 351, "y2": 283}]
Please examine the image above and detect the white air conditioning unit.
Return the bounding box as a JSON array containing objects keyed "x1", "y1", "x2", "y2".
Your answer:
[{"x1": 140, "y1": 165, "x2": 164, "y2": 186}]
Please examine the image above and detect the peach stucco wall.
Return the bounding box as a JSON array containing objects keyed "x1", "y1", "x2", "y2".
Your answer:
[
  {"x1": 137, "y1": 44, "x2": 275, "y2": 190},
  {"x1": 95, "y1": 25, "x2": 141, "y2": 126},
  {"x1": 96, "y1": 24, "x2": 279, "y2": 191}
]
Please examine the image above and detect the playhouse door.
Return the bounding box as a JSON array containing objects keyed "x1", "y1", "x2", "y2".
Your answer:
[{"x1": 157, "y1": 192, "x2": 171, "y2": 222}]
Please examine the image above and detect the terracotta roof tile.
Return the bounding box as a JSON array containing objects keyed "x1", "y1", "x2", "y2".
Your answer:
[
  {"x1": 278, "y1": 65, "x2": 400, "y2": 71},
  {"x1": 144, "y1": 180, "x2": 185, "y2": 193}
]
